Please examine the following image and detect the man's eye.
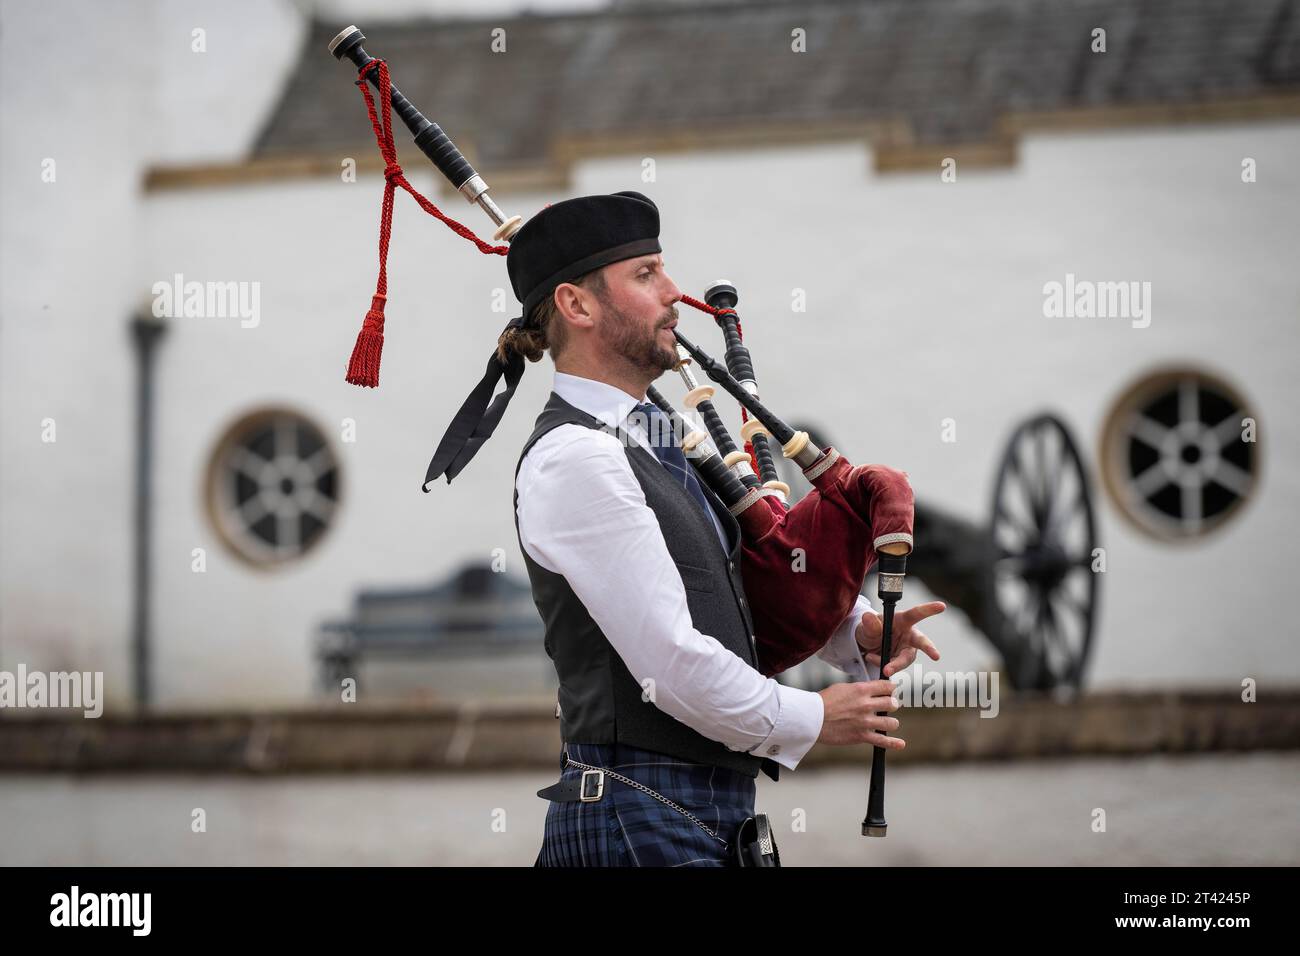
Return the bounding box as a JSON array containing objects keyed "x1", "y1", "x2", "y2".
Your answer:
[{"x1": 638, "y1": 272, "x2": 651, "y2": 280}]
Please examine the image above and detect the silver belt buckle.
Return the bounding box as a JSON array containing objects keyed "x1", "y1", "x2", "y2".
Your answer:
[{"x1": 579, "y1": 768, "x2": 605, "y2": 802}]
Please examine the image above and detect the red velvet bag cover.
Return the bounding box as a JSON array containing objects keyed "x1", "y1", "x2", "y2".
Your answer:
[{"x1": 733, "y1": 451, "x2": 915, "y2": 676}]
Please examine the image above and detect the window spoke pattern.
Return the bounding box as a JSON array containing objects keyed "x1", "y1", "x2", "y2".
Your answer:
[
  {"x1": 1102, "y1": 370, "x2": 1257, "y2": 541},
  {"x1": 208, "y1": 410, "x2": 341, "y2": 565}
]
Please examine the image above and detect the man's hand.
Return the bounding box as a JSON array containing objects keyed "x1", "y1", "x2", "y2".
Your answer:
[
  {"x1": 817, "y1": 680, "x2": 903, "y2": 748},
  {"x1": 855, "y1": 601, "x2": 945, "y2": 677}
]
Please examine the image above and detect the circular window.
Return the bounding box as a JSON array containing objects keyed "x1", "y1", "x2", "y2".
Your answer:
[
  {"x1": 1100, "y1": 368, "x2": 1259, "y2": 541},
  {"x1": 206, "y1": 408, "x2": 342, "y2": 566}
]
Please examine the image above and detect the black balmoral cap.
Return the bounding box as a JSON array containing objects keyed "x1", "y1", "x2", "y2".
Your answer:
[
  {"x1": 424, "y1": 190, "x2": 662, "y2": 489},
  {"x1": 507, "y1": 190, "x2": 661, "y2": 322}
]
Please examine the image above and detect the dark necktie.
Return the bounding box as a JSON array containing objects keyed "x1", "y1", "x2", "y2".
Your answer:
[{"x1": 632, "y1": 402, "x2": 728, "y2": 550}]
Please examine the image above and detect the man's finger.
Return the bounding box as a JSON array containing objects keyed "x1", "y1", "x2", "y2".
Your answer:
[
  {"x1": 900, "y1": 626, "x2": 941, "y2": 661},
  {"x1": 883, "y1": 645, "x2": 918, "y2": 677},
  {"x1": 860, "y1": 695, "x2": 900, "y2": 715},
  {"x1": 859, "y1": 679, "x2": 896, "y2": 697},
  {"x1": 897, "y1": 601, "x2": 946, "y2": 628}
]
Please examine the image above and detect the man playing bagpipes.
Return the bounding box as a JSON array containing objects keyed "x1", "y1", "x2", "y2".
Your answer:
[
  {"x1": 326, "y1": 27, "x2": 943, "y2": 865},
  {"x1": 426, "y1": 192, "x2": 944, "y2": 866}
]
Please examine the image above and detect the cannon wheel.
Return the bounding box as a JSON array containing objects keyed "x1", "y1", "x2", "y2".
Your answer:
[{"x1": 989, "y1": 414, "x2": 1100, "y2": 691}]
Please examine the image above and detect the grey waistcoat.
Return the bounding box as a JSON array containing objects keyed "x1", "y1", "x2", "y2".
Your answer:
[{"x1": 513, "y1": 390, "x2": 780, "y2": 782}]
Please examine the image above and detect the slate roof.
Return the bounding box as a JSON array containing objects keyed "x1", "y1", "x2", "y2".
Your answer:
[{"x1": 254, "y1": 0, "x2": 1300, "y2": 168}]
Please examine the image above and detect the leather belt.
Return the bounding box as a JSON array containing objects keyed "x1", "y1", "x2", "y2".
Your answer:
[
  {"x1": 537, "y1": 757, "x2": 779, "y2": 864},
  {"x1": 538, "y1": 757, "x2": 729, "y2": 849},
  {"x1": 537, "y1": 768, "x2": 616, "y2": 803}
]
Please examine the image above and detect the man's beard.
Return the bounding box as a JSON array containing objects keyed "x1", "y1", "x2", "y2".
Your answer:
[{"x1": 598, "y1": 298, "x2": 679, "y2": 375}]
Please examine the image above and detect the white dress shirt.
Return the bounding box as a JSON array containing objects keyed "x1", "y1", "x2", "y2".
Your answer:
[{"x1": 515, "y1": 370, "x2": 880, "y2": 772}]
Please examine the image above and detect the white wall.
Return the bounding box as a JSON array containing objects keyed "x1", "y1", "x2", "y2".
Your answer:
[
  {"x1": 4, "y1": 0, "x2": 1297, "y2": 709},
  {"x1": 136, "y1": 121, "x2": 1300, "y2": 705},
  {"x1": 0, "y1": 0, "x2": 610, "y2": 709},
  {"x1": 0, "y1": 0, "x2": 302, "y2": 702}
]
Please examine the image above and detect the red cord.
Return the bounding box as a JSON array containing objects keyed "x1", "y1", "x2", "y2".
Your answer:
[
  {"x1": 345, "y1": 68, "x2": 753, "y2": 391},
  {"x1": 346, "y1": 59, "x2": 509, "y2": 388}
]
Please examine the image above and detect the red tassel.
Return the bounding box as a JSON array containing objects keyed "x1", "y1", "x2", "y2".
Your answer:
[
  {"x1": 345, "y1": 295, "x2": 387, "y2": 388},
  {"x1": 344, "y1": 59, "x2": 509, "y2": 390}
]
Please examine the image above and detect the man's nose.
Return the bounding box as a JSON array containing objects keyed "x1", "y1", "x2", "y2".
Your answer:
[{"x1": 664, "y1": 273, "x2": 683, "y2": 304}]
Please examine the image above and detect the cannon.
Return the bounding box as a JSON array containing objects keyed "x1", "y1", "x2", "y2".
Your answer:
[{"x1": 775, "y1": 413, "x2": 1101, "y2": 692}]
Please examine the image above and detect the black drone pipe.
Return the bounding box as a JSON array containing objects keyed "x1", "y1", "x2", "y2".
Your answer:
[
  {"x1": 328, "y1": 24, "x2": 520, "y2": 238},
  {"x1": 644, "y1": 385, "x2": 761, "y2": 514},
  {"x1": 702, "y1": 282, "x2": 784, "y2": 492},
  {"x1": 671, "y1": 329, "x2": 824, "y2": 470},
  {"x1": 669, "y1": 349, "x2": 762, "y2": 492}
]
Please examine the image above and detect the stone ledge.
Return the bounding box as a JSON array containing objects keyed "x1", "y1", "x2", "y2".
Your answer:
[{"x1": 0, "y1": 690, "x2": 1294, "y2": 773}]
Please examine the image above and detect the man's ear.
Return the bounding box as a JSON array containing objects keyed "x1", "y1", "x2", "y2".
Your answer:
[{"x1": 554, "y1": 283, "x2": 596, "y2": 329}]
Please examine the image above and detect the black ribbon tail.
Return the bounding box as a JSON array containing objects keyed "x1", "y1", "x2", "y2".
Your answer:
[{"x1": 423, "y1": 348, "x2": 526, "y2": 490}]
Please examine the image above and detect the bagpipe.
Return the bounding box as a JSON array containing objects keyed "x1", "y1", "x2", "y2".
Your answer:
[{"x1": 326, "y1": 25, "x2": 913, "y2": 837}]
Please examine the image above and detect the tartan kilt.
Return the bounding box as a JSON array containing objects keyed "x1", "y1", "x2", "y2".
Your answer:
[{"x1": 534, "y1": 741, "x2": 758, "y2": 867}]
